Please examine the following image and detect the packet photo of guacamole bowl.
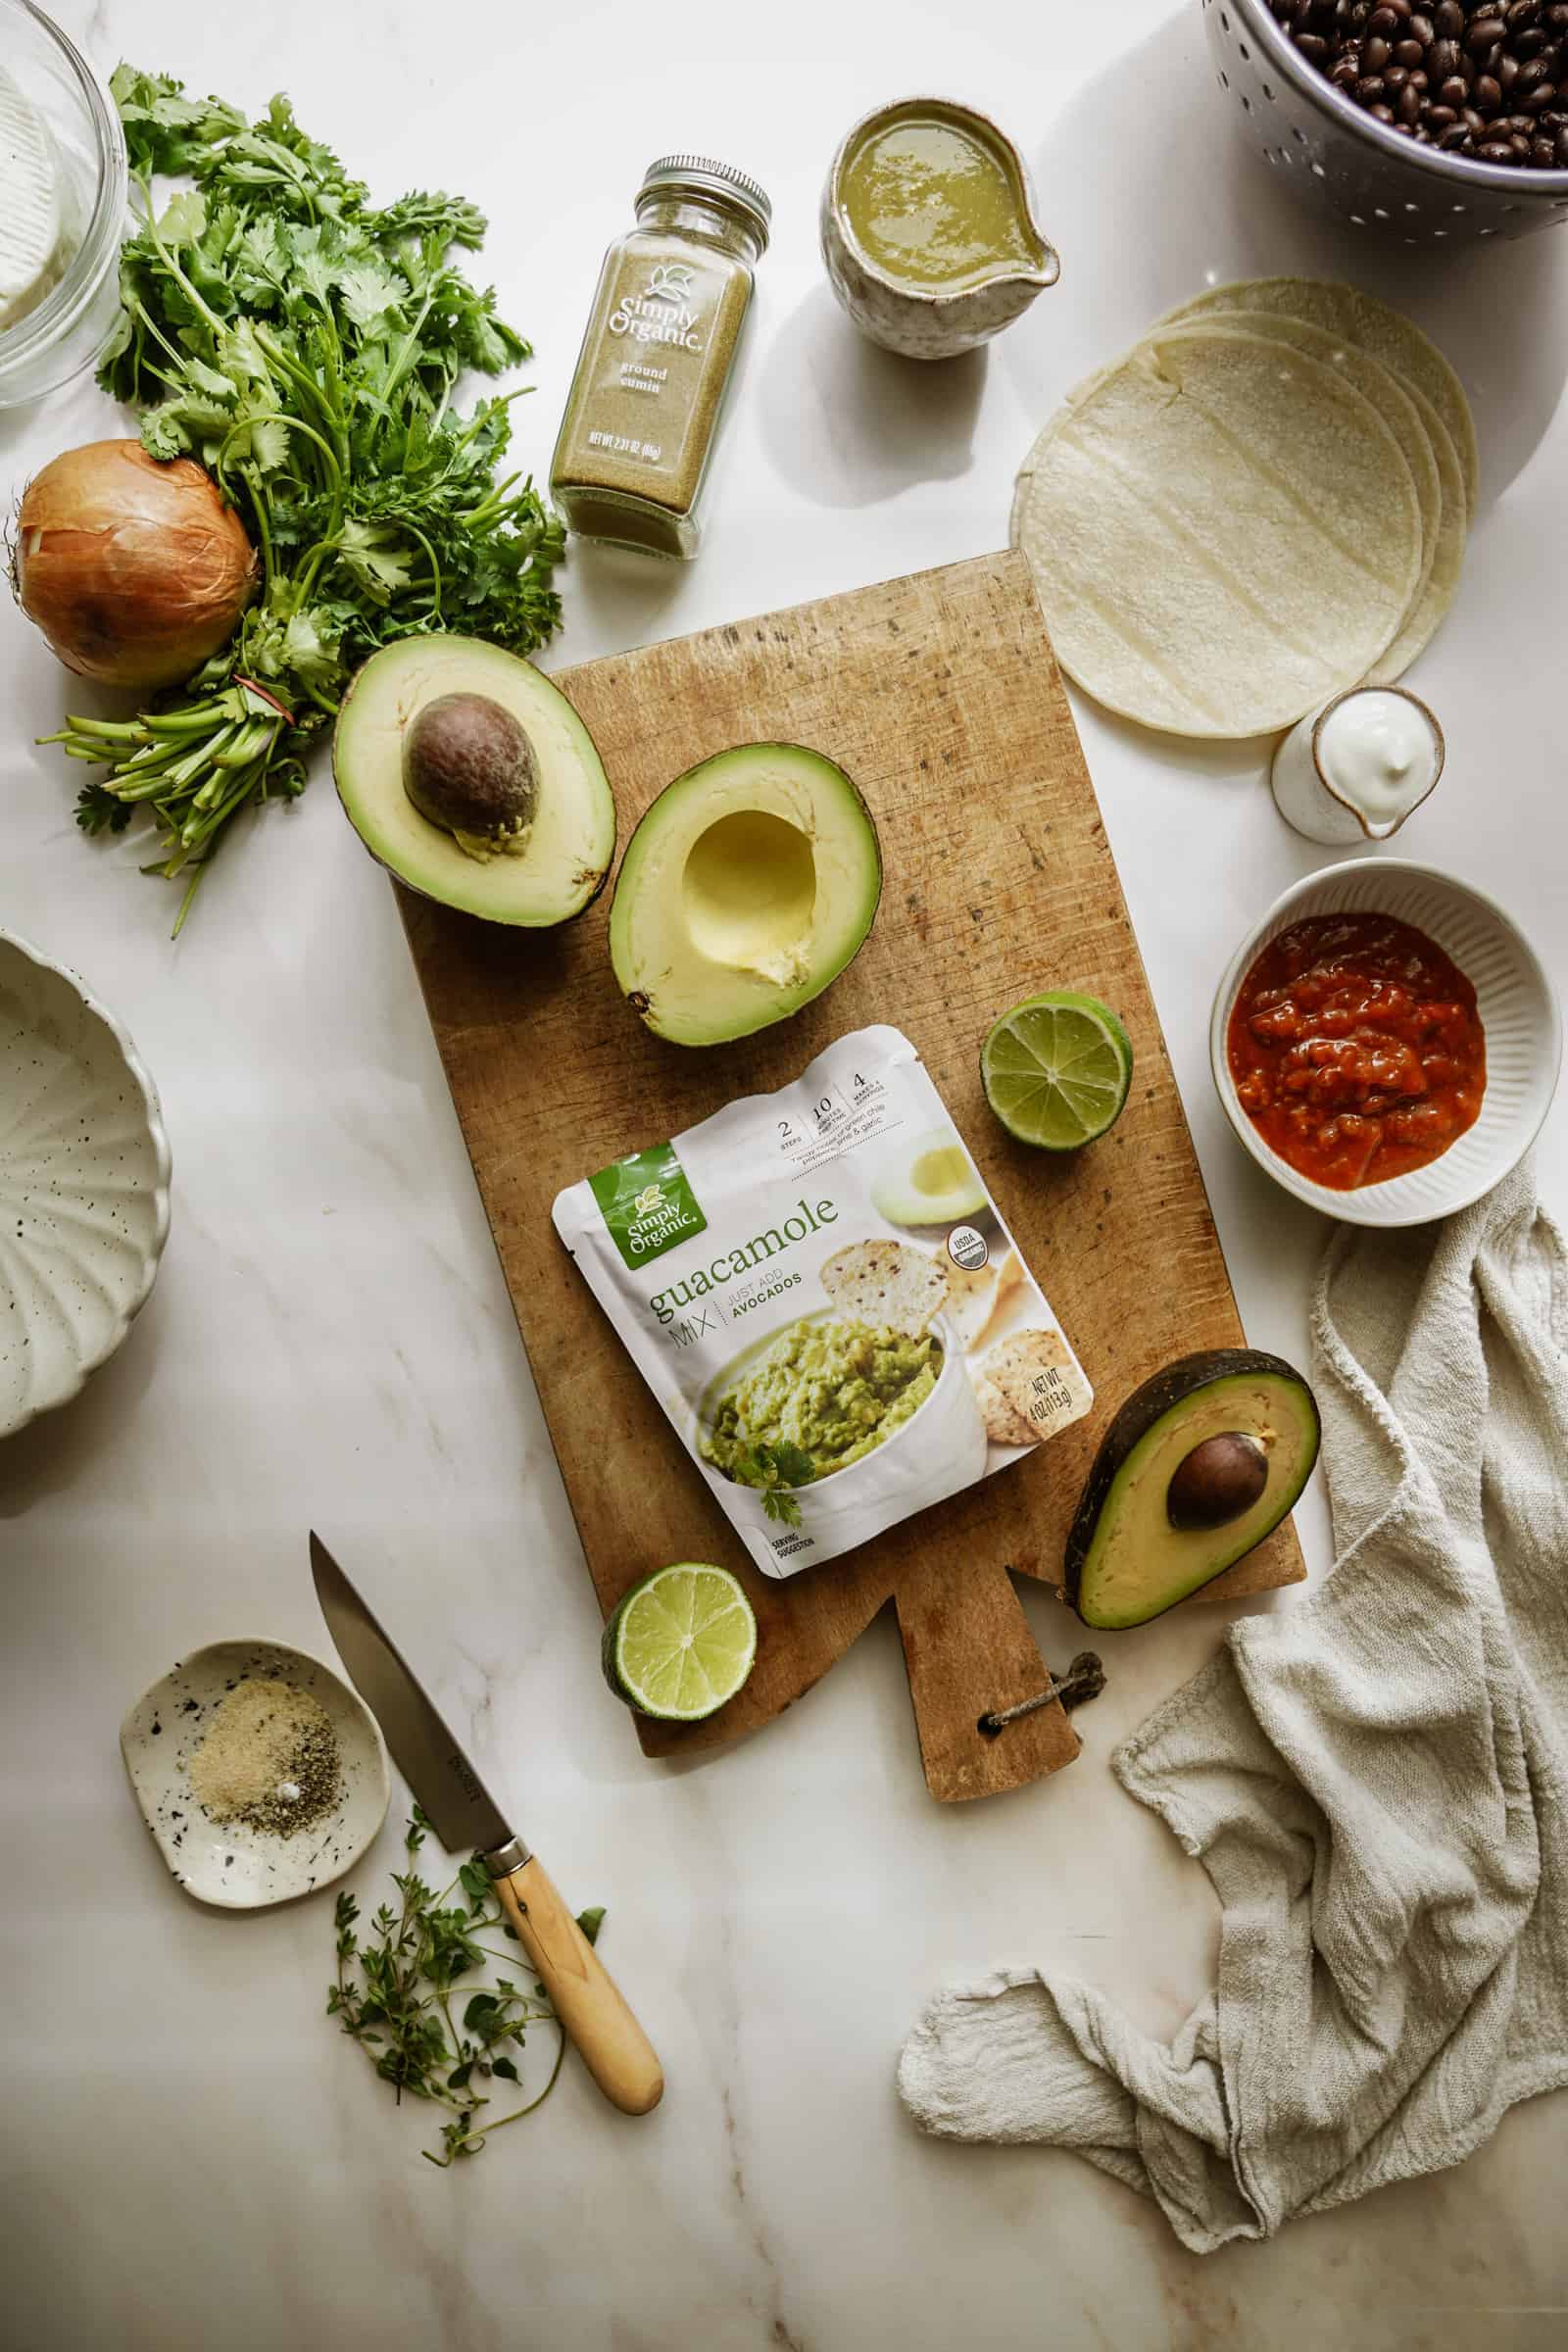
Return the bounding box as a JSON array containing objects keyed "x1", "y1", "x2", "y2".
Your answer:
[
  {"x1": 690, "y1": 1305, "x2": 988, "y2": 1559},
  {"x1": 552, "y1": 1027, "x2": 1092, "y2": 1582}
]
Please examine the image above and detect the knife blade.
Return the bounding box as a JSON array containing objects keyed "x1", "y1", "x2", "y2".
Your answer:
[
  {"x1": 310, "y1": 1530, "x2": 515, "y2": 1859},
  {"x1": 309, "y1": 1531, "x2": 663, "y2": 2116}
]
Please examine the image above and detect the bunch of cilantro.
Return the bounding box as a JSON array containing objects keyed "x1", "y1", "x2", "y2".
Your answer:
[{"x1": 48, "y1": 68, "x2": 564, "y2": 933}]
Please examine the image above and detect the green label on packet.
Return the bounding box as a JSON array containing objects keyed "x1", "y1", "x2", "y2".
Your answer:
[{"x1": 589, "y1": 1143, "x2": 708, "y2": 1271}]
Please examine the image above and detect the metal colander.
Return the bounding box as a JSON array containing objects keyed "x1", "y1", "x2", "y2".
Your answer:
[{"x1": 1201, "y1": 0, "x2": 1568, "y2": 243}]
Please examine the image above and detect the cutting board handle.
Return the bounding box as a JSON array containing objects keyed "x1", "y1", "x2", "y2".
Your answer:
[
  {"x1": 494, "y1": 1855, "x2": 663, "y2": 2116},
  {"x1": 895, "y1": 1553, "x2": 1082, "y2": 1802}
]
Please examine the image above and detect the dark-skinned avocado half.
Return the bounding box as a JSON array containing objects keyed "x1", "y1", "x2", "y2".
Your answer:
[
  {"x1": 1065, "y1": 1349, "x2": 1320, "y2": 1631},
  {"x1": 333, "y1": 636, "x2": 615, "y2": 926},
  {"x1": 609, "y1": 742, "x2": 881, "y2": 1047}
]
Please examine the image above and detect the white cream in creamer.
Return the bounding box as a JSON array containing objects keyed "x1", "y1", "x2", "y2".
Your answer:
[{"x1": 1271, "y1": 686, "x2": 1445, "y2": 848}]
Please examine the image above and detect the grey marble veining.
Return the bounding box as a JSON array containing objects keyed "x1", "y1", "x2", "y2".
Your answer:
[{"x1": 2, "y1": 0, "x2": 1565, "y2": 2344}]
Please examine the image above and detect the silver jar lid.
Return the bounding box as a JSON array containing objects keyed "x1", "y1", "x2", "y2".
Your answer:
[{"x1": 638, "y1": 154, "x2": 771, "y2": 247}]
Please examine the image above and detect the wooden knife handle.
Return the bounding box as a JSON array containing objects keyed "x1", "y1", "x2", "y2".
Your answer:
[{"x1": 493, "y1": 1855, "x2": 663, "y2": 2116}]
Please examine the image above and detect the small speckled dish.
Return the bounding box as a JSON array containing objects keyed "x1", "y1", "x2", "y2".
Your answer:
[
  {"x1": 1, "y1": 928, "x2": 171, "y2": 1438},
  {"x1": 121, "y1": 1640, "x2": 391, "y2": 1910}
]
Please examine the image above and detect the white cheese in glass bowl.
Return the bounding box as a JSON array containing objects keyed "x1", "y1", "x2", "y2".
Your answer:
[{"x1": 0, "y1": 63, "x2": 75, "y2": 333}]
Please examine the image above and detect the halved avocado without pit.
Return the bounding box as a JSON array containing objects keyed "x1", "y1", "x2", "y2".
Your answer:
[
  {"x1": 333, "y1": 636, "x2": 616, "y2": 926},
  {"x1": 609, "y1": 743, "x2": 882, "y2": 1047},
  {"x1": 1065, "y1": 1349, "x2": 1320, "y2": 1631}
]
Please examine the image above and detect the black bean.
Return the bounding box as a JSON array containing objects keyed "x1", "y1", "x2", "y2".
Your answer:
[
  {"x1": 1440, "y1": 70, "x2": 1469, "y2": 98},
  {"x1": 1386, "y1": 62, "x2": 1411, "y2": 84},
  {"x1": 1409, "y1": 10, "x2": 1437, "y2": 38},
  {"x1": 1367, "y1": 3, "x2": 1400, "y2": 28},
  {"x1": 1465, "y1": 15, "x2": 1506, "y2": 51},
  {"x1": 1427, "y1": 101, "x2": 1461, "y2": 120},
  {"x1": 1475, "y1": 71, "x2": 1503, "y2": 105},
  {"x1": 1515, "y1": 26, "x2": 1549, "y2": 54},
  {"x1": 1398, "y1": 77, "x2": 1426, "y2": 113},
  {"x1": 1370, "y1": 98, "x2": 1397, "y2": 114},
  {"x1": 1429, "y1": 36, "x2": 1463, "y2": 72},
  {"x1": 1432, "y1": 0, "x2": 1463, "y2": 34},
  {"x1": 1440, "y1": 119, "x2": 1475, "y2": 140},
  {"x1": 1505, "y1": 2, "x2": 1541, "y2": 29},
  {"x1": 1557, "y1": 120, "x2": 1568, "y2": 156},
  {"x1": 1463, "y1": 102, "x2": 1488, "y2": 127},
  {"x1": 1480, "y1": 134, "x2": 1519, "y2": 152},
  {"x1": 1365, "y1": 30, "x2": 1393, "y2": 63},
  {"x1": 1395, "y1": 32, "x2": 1425, "y2": 58},
  {"x1": 1297, "y1": 31, "x2": 1332, "y2": 57}
]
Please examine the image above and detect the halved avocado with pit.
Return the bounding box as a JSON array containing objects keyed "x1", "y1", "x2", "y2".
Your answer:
[
  {"x1": 333, "y1": 636, "x2": 616, "y2": 926},
  {"x1": 1065, "y1": 1349, "x2": 1320, "y2": 1631},
  {"x1": 609, "y1": 742, "x2": 882, "y2": 1047},
  {"x1": 871, "y1": 1127, "x2": 989, "y2": 1228}
]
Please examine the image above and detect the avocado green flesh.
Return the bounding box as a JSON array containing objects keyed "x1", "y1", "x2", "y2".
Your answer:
[
  {"x1": 609, "y1": 742, "x2": 881, "y2": 1047},
  {"x1": 333, "y1": 636, "x2": 615, "y2": 927},
  {"x1": 1072, "y1": 1369, "x2": 1319, "y2": 1632},
  {"x1": 871, "y1": 1127, "x2": 988, "y2": 1227}
]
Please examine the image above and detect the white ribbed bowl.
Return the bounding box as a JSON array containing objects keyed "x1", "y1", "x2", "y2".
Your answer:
[
  {"x1": 0, "y1": 930, "x2": 171, "y2": 1435},
  {"x1": 1210, "y1": 861, "x2": 1560, "y2": 1229}
]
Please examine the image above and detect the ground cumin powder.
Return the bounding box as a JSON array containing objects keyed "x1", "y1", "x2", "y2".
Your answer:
[{"x1": 551, "y1": 155, "x2": 770, "y2": 560}]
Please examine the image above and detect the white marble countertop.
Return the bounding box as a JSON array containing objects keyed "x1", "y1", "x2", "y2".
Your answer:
[{"x1": 4, "y1": 2, "x2": 1566, "y2": 2344}]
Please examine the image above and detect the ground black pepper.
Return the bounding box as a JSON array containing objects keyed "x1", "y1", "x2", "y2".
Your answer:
[{"x1": 188, "y1": 1676, "x2": 343, "y2": 1838}]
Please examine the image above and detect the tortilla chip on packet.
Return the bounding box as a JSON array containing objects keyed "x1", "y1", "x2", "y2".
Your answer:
[{"x1": 553, "y1": 1026, "x2": 1091, "y2": 1582}]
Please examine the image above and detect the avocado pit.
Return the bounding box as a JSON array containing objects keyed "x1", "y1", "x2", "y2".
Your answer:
[
  {"x1": 1166, "y1": 1431, "x2": 1270, "y2": 1533},
  {"x1": 402, "y1": 690, "x2": 539, "y2": 862}
]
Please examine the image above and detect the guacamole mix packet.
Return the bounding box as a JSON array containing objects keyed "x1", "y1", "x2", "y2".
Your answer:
[{"x1": 552, "y1": 1026, "x2": 1092, "y2": 1580}]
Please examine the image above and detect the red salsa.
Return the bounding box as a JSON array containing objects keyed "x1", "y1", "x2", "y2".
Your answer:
[{"x1": 1227, "y1": 912, "x2": 1486, "y2": 1191}]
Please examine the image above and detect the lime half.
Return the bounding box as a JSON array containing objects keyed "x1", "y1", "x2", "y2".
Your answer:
[
  {"x1": 981, "y1": 991, "x2": 1133, "y2": 1151},
  {"x1": 602, "y1": 1563, "x2": 758, "y2": 1721}
]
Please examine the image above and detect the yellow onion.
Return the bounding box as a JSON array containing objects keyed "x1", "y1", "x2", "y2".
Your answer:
[{"x1": 14, "y1": 439, "x2": 258, "y2": 691}]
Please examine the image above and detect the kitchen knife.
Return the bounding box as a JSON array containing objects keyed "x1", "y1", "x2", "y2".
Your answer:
[{"x1": 309, "y1": 1531, "x2": 663, "y2": 2117}]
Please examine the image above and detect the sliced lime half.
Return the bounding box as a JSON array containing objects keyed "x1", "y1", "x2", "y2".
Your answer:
[
  {"x1": 981, "y1": 990, "x2": 1133, "y2": 1152},
  {"x1": 602, "y1": 1562, "x2": 758, "y2": 1722}
]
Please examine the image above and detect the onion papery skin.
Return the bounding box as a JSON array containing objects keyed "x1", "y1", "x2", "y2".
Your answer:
[{"x1": 15, "y1": 440, "x2": 258, "y2": 692}]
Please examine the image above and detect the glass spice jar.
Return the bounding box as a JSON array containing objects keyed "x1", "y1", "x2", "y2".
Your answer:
[{"x1": 550, "y1": 154, "x2": 770, "y2": 561}]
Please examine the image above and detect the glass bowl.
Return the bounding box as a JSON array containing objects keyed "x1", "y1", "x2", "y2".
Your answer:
[{"x1": 0, "y1": 0, "x2": 126, "y2": 409}]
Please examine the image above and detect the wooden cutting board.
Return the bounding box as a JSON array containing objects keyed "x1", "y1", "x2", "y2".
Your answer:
[{"x1": 400, "y1": 551, "x2": 1305, "y2": 1801}]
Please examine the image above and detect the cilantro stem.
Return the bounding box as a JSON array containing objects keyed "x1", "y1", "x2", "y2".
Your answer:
[{"x1": 64, "y1": 64, "x2": 564, "y2": 927}]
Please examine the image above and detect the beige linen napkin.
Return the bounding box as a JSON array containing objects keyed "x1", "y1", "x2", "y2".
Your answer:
[{"x1": 899, "y1": 1163, "x2": 1568, "y2": 2251}]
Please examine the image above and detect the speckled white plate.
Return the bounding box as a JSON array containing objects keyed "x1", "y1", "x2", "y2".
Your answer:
[
  {"x1": 0, "y1": 929, "x2": 171, "y2": 1437},
  {"x1": 1211, "y1": 860, "x2": 1561, "y2": 1228},
  {"x1": 120, "y1": 1640, "x2": 391, "y2": 1910}
]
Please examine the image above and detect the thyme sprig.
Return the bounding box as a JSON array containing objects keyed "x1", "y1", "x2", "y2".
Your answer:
[{"x1": 328, "y1": 1808, "x2": 604, "y2": 2168}]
